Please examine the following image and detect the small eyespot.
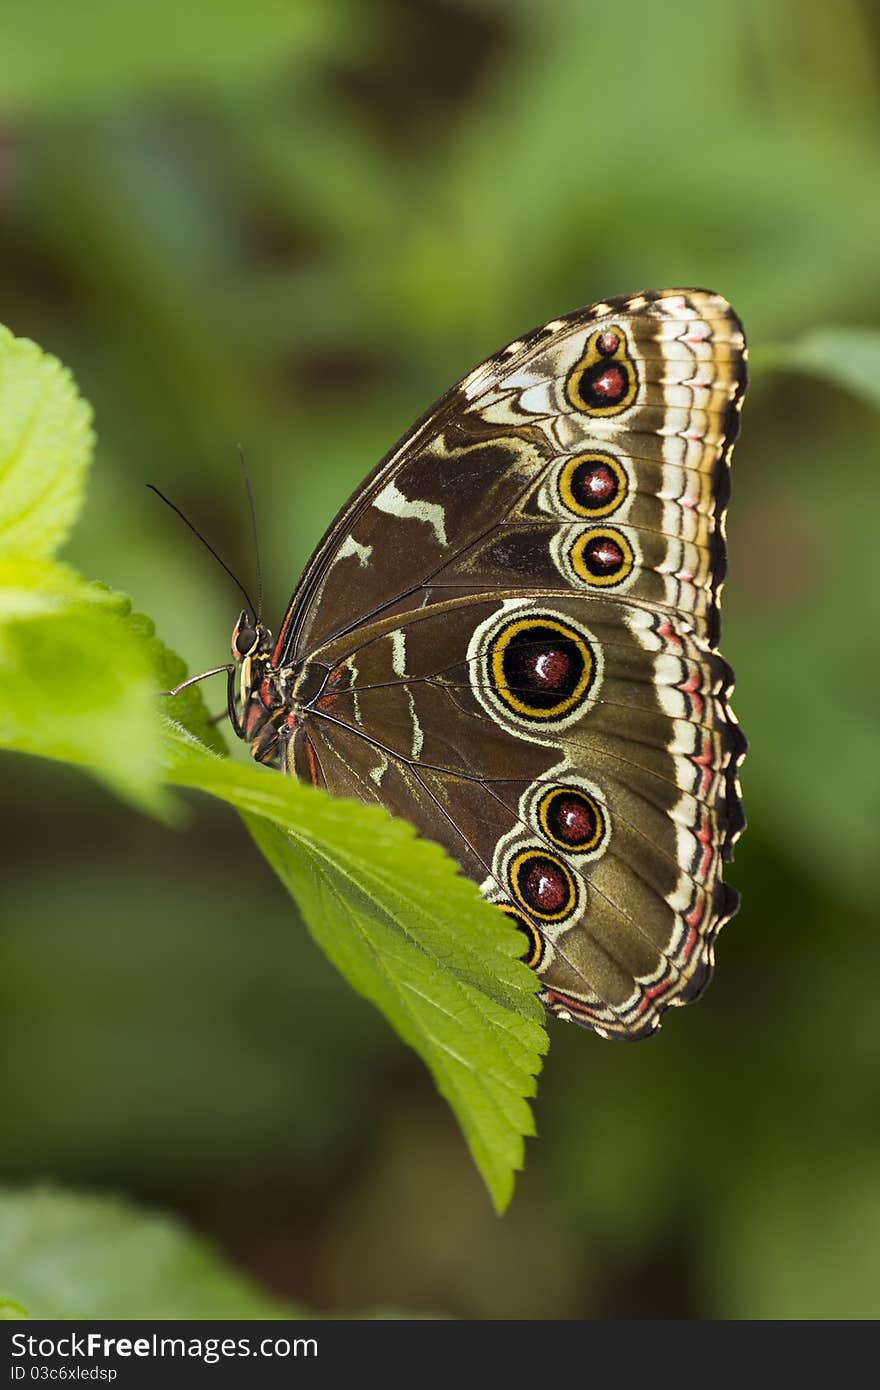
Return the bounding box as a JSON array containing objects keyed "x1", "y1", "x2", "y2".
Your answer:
[
  {"x1": 596, "y1": 330, "x2": 620, "y2": 356},
  {"x1": 537, "y1": 785, "x2": 608, "y2": 855},
  {"x1": 569, "y1": 527, "x2": 635, "y2": 586},
  {"x1": 557, "y1": 451, "x2": 628, "y2": 519},
  {"x1": 509, "y1": 848, "x2": 578, "y2": 922},
  {"x1": 565, "y1": 324, "x2": 638, "y2": 416}
]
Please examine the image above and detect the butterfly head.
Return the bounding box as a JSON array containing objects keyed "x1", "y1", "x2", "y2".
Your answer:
[
  {"x1": 229, "y1": 609, "x2": 287, "y2": 764},
  {"x1": 231, "y1": 610, "x2": 271, "y2": 664}
]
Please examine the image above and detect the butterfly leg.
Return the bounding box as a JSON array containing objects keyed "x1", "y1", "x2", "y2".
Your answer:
[{"x1": 276, "y1": 721, "x2": 294, "y2": 776}]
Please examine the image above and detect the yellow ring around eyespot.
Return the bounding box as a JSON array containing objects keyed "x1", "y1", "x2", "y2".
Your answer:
[
  {"x1": 558, "y1": 451, "x2": 629, "y2": 519},
  {"x1": 565, "y1": 324, "x2": 639, "y2": 416},
  {"x1": 508, "y1": 849, "x2": 577, "y2": 923},
  {"x1": 498, "y1": 903, "x2": 544, "y2": 969},
  {"x1": 537, "y1": 786, "x2": 606, "y2": 854},
  {"x1": 489, "y1": 616, "x2": 595, "y2": 720},
  {"x1": 569, "y1": 527, "x2": 635, "y2": 587}
]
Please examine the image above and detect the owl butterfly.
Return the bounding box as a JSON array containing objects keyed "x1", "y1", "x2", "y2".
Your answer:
[{"x1": 228, "y1": 289, "x2": 747, "y2": 1039}]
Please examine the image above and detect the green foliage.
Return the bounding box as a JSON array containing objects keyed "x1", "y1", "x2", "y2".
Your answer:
[
  {"x1": 165, "y1": 727, "x2": 546, "y2": 1213},
  {"x1": 701, "y1": 1141, "x2": 880, "y2": 1319},
  {"x1": 0, "y1": 1, "x2": 356, "y2": 110},
  {"x1": 758, "y1": 325, "x2": 880, "y2": 411},
  {"x1": 732, "y1": 326, "x2": 880, "y2": 910},
  {"x1": 136, "y1": 606, "x2": 227, "y2": 756},
  {"x1": 0, "y1": 325, "x2": 93, "y2": 560},
  {"x1": 0, "y1": 1186, "x2": 299, "y2": 1319},
  {"x1": 0, "y1": 320, "x2": 544, "y2": 1214},
  {"x1": 0, "y1": 577, "x2": 168, "y2": 817},
  {"x1": 0, "y1": 330, "x2": 167, "y2": 813}
]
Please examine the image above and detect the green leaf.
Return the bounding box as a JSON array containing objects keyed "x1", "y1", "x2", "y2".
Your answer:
[
  {"x1": 756, "y1": 325, "x2": 880, "y2": 410},
  {"x1": 0, "y1": 1185, "x2": 300, "y2": 1319},
  {"x1": 0, "y1": 324, "x2": 94, "y2": 562},
  {"x1": 126, "y1": 603, "x2": 227, "y2": 757},
  {"x1": 0, "y1": 558, "x2": 171, "y2": 816},
  {"x1": 162, "y1": 725, "x2": 548, "y2": 1213},
  {"x1": 0, "y1": 556, "x2": 93, "y2": 620},
  {"x1": 0, "y1": 325, "x2": 188, "y2": 813}
]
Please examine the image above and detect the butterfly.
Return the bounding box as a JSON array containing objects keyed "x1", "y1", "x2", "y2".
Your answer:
[{"x1": 222, "y1": 288, "x2": 747, "y2": 1039}]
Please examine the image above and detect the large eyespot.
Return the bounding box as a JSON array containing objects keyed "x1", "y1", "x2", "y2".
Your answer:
[
  {"x1": 566, "y1": 324, "x2": 638, "y2": 416},
  {"x1": 558, "y1": 451, "x2": 629, "y2": 519},
  {"x1": 490, "y1": 615, "x2": 596, "y2": 720},
  {"x1": 536, "y1": 786, "x2": 608, "y2": 855},
  {"x1": 569, "y1": 526, "x2": 635, "y2": 587},
  {"x1": 508, "y1": 848, "x2": 578, "y2": 923},
  {"x1": 498, "y1": 902, "x2": 545, "y2": 969},
  {"x1": 468, "y1": 605, "x2": 604, "y2": 738}
]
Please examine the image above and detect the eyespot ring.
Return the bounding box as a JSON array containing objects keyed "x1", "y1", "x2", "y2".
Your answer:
[
  {"x1": 488, "y1": 614, "x2": 596, "y2": 721},
  {"x1": 468, "y1": 604, "x2": 605, "y2": 741},
  {"x1": 568, "y1": 526, "x2": 635, "y2": 587},
  {"x1": 557, "y1": 451, "x2": 629, "y2": 519},
  {"x1": 565, "y1": 325, "x2": 638, "y2": 417},
  {"x1": 536, "y1": 785, "x2": 608, "y2": 855},
  {"x1": 508, "y1": 848, "x2": 578, "y2": 923}
]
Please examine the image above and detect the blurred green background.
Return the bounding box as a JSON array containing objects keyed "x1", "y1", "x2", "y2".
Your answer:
[{"x1": 2, "y1": 0, "x2": 880, "y2": 1319}]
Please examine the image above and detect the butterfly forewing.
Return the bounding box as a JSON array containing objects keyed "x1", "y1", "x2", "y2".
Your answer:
[{"x1": 271, "y1": 289, "x2": 747, "y2": 1038}]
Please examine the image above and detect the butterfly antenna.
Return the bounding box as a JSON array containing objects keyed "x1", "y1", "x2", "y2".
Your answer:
[
  {"x1": 237, "y1": 443, "x2": 263, "y2": 624},
  {"x1": 146, "y1": 483, "x2": 258, "y2": 616}
]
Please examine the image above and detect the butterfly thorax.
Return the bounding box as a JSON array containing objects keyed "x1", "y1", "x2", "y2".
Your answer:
[{"x1": 230, "y1": 610, "x2": 330, "y2": 769}]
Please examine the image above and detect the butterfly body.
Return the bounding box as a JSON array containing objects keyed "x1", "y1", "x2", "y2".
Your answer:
[{"x1": 229, "y1": 289, "x2": 747, "y2": 1039}]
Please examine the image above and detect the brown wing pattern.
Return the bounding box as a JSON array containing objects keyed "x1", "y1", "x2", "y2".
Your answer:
[{"x1": 277, "y1": 289, "x2": 747, "y2": 1038}]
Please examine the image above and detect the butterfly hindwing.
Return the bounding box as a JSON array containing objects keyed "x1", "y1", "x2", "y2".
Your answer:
[
  {"x1": 268, "y1": 289, "x2": 747, "y2": 1038},
  {"x1": 288, "y1": 585, "x2": 743, "y2": 1037}
]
